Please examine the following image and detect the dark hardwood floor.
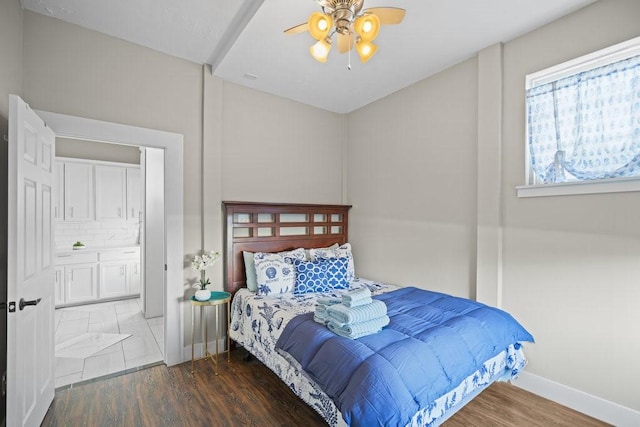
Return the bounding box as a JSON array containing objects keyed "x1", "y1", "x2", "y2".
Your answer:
[{"x1": 42, "y1": 349, "x2": 609, "y2": 426}]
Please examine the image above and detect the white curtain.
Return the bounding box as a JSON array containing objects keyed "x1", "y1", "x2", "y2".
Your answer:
[{"x1": 526, "y1": 55, "x2": 640, "y2": 183}]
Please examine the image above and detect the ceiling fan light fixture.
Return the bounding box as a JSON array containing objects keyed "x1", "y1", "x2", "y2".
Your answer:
[
  {"x1": 285, "y1": 1, "x2": 405, "y2": 66},
  {"x1": 356, "y1": 39, "x2": 377, "y2": 63},
  {"x1": 310, "y1": 37, "x2": 332, "y2": 63},
  {"x1": 308, "y1": 12, "x2": 333, "y2": 40},
  {"x1": 354, "y1": 13, "x2": 380, "y2": 41}
]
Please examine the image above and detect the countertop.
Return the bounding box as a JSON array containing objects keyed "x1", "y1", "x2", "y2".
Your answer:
[{"x1": 56, "y1": 245, "x2": 140, "y2": 256}]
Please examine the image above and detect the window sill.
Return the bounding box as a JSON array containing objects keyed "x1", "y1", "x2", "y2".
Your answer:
[{"x1": 516, "y1": 177, "x2": 640, "y2": 198}]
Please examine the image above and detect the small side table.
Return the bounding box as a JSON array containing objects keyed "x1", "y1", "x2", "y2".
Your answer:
[{"x1": 190, "y1": 291, "x2": 231, "y2": 375}]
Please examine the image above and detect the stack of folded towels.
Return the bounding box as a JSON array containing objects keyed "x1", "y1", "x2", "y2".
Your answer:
[{"x1": 314, "y1": 288, "x2": 389, "y2": 339}]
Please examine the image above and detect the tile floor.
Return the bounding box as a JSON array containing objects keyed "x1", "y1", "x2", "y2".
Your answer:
[{"x1": 54, "y1": 298, "x2": 164, "y2": 389}]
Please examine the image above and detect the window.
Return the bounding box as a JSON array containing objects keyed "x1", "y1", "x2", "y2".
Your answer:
[{"x1": 518, "y1": 36, "x2": 640, "y2": 197}]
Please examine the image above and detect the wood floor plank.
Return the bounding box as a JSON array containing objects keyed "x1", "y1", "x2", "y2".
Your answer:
[{"x1": 42, "y1": 349, "x2": 610, "y2": 426}]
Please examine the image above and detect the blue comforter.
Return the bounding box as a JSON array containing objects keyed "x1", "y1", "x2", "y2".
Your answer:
[{"x1": 275, "y1": 287, "x2": 534, "y2": 427}]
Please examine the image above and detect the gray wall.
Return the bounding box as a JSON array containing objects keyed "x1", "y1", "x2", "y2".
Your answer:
[
  {"x1": 56, "y1": 137, "x2": 140, "y2": 164},
  {"x1": 21, "y1": 10, "x2": 205, "y2": 290},
  {"x1": 501, "y1": 0, "x2": 640, "y2": 411},
  {"x1": 19, "y1": 9, "x2": 345, "y2": 347},
  {"x1": 347, "y1": 58, "x2": 479, "y2": 298},
  {"x1": 0, "y1": 0, "x2": 23, "y2": 118},
  {"x1": 347, "y1": 0, "x2": 640, "y2": 413}
]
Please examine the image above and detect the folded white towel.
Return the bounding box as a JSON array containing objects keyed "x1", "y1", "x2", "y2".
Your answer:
[
  {"x1": 314, "y1": 311, "x2": 329, "y2": 325},
  {"x1": 317, "y1": 296, "x2": 342, "y2": 306},
  {"x1": 326, "y1": 300, "x2": 387, "y2": 326},
  {"x1": 327, "y1": 315, "x2": 390, "y2": 339},
  {"x1": 342, "y1": 287, "x2": 372, "y2": 307}
]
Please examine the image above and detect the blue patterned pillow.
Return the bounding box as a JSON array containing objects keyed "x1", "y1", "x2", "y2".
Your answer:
[
  {"x1": 309, "y1": 243, "x2": 355, "y2": 283},
  {"x1": 323, "y1": 257, "x2": 350, "y2": 290},
  {"x1": 293, "y1": 259, "x2": 330, "y2": 294},
  {"x1": 254, "y1": 248, "x2": 306, "y2": 296}
]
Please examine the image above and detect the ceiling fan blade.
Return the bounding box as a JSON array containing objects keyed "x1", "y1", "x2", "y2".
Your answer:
[
  {"x1": 337, "y1": 32, "x2": 355, "y2": 53},
  {"x1": 284, "y1": 22, "x2": 308, "y2": 35},
  {"x1": 363, "y1": 7, "x2": 406, "y2": 25}
]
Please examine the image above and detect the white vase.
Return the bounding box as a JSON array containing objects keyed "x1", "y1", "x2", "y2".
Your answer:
[{"x1": 195, "y1": 289, "x2": 211, "y2": 301}]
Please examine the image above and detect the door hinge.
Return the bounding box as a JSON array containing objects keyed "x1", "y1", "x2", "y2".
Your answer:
[
  {"x1": 164, "y1": 264, "x2": 167, "y2": 271},
  {"x1": 8, "y1": 301, "x2": 16, "y2": 313},
  {"x1": 1, "y1": 372, "x2": 6, "y2": 397}
]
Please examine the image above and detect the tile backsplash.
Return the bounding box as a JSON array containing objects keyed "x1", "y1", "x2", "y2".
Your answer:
[{"x1": 56, "y1": 220, "x2": 140, "y2": 250}]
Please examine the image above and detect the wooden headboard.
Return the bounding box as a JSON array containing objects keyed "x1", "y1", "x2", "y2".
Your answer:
[{"x1": 222, "y1": 201, "x2": 352, "y2": 295}]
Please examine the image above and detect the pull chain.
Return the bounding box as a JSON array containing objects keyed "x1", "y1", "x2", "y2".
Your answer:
[{"x1": 347, "y1": 34, "x2": 352, "y2": 70}]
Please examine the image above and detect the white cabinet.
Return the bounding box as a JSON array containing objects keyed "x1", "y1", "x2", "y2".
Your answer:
[
  {"x1": 99, "y1": 248, "x2": 141, "y2": 298},
  {"x1": 95, "y1": 165, "x2": 126, "y2": 220},
  {"x1": 126, "y1": 167, "x2": 141, "y2": 221},
  {"x1": 65, "y1": 263, "x2": 99, "y2": 304},
  {"x1": 55, "y1": 248, "x2": 141, "y2": 306},
  {"x1": 56, "y1": 159, "x2": 140, "y2": 223},
  {"x1": 64, "y1": 162, "x2": 94, "y2": 221},
  {"x1": 54, "y1": 266, "x2": 65, "y2": 306},
  {"x1": 128, "y1": 261, "x2": 141, "y2": 294},
  {"x1": 100, "y1": 262, "x2": 129, "y2": 298},
  {"x1": 54, "y1": 161, "x2": 64, "y2": 221},
  {"x1": 55, "y1": 251, "x2": 99, "y2": 306}
]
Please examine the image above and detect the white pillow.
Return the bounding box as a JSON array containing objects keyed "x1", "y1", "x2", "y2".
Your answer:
[
  {"x1": 242, "y1": 251, "x2": 258, "y2": 292},
  {"x1": 253, "y1": 248, "x2": 306, "y2": 296},
  {"x1": 304, "y1": 243, "x2": 339, "y2": 260},
  {"x1": 309, "y1": 243, "x2": 355, "y2": 283}
]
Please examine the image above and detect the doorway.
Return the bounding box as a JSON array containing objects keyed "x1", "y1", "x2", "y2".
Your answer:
[
  {"x1": 53, "y1": 140, "x2": 165, "y2": 387},
  {"x1": 35, "y1": 109, "x2": 184, "y2": 370}
]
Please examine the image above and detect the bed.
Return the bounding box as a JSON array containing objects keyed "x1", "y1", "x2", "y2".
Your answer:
[{"x1": 223, "y1": 201, "x2": 533, "y2": 427}]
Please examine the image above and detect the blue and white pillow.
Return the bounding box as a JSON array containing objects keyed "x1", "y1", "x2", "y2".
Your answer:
[
  {"x1": 309, "y1": 243, "x2": 355, "y2": 283},
  {"x1": 254, "y1": 248, "x2": 306, "y2": 296},
  {"x1": 293, "y1": 259, "x2": 330, "y2": 294},
  {"x1": 304, "y1": 243, "x2": 338, "y2": 261},
  {"x1": 323, "y1": 257, "x2": 350, "y2": 290}
]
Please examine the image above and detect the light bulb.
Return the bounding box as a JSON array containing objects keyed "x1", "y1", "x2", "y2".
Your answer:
[
  {"x1": 310, "y1": 37, "x2": 332, "y2": 63},
  {"x1": 356, "y1": 39, "x2": 377, "y2": 63},
  {"x1": 308, "y1": 12, "x2": 333, "y2": 40},
  {"x1": 354, "y1": 14, "x2": 380, "y2": 42}
]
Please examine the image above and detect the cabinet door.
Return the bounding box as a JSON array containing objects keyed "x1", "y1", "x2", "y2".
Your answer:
[
  {"x1": 100, "y1": 262, "x2": 129, "y2": 298},
  {"x1": 54, "y1": 161, "x2": 64, "y2": 221},
  {"x1": 128, "y1": 261, "x2": 141, "y2": 295},
  {"x1": 126, "y1": 167, "x2": 141, "y2": 221},
  {"x1": 64, "y1": 162, "x2": 94, "y2": 221},
  {"x1": 54, "y1": 266, "x2": 65, "y2": 306},
  {"x1": 65, "y1": 263, "x2": 98, "y2": 304},
  {"x1": 96, "y1": 165, "x2": 126, "y2": 220}
]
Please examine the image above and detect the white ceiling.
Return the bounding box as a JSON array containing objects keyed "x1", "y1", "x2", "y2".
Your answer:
[{"x1": 21, "y1": 0, "x2": 596, "y2": 114}]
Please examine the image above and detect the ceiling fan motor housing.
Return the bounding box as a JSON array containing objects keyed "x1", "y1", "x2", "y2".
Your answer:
[{"x1": 320, "y1": 0, "x2": 364, "y2": 34}]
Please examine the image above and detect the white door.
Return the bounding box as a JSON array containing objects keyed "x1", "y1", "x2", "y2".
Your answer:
[{"x1": 7, "y1": 95, "x2": 56, "y2": 426}]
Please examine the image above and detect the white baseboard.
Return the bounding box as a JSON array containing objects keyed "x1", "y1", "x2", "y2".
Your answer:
[
  {"x1": 182, "y1": 338, "x2": 228, "y2": 362},
  {"x1": 514, "y1": 371, "x2": 640, "y2": 427}
]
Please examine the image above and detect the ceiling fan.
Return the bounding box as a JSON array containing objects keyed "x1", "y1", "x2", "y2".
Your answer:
[{"x1": 284, "y1": 0, "x2": 406, "y2": 64}]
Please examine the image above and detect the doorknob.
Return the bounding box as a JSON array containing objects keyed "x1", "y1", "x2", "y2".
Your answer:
[{"x1": 19, "y1": 298, "x2": 41, "y2": 311}]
